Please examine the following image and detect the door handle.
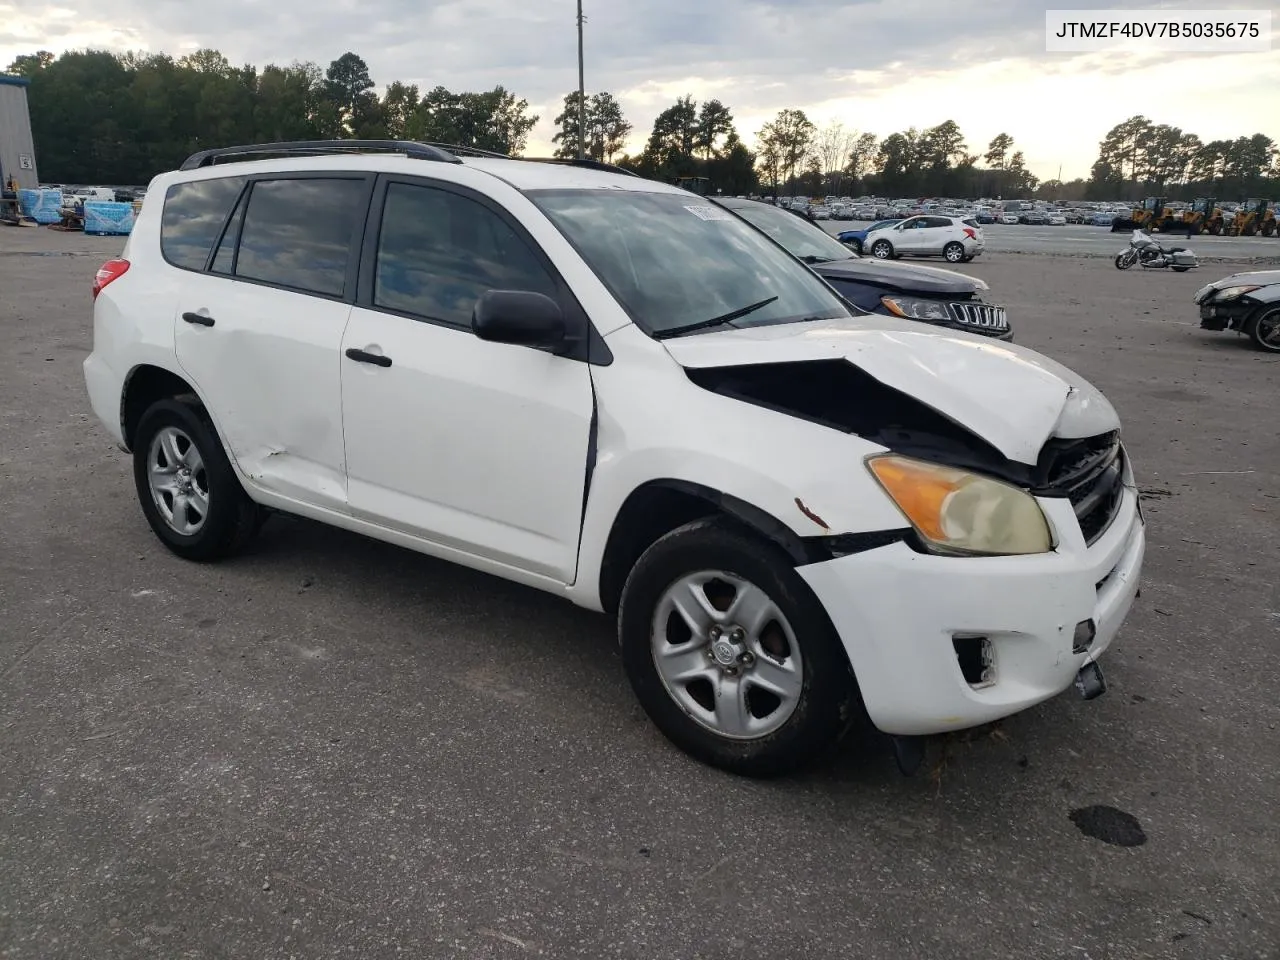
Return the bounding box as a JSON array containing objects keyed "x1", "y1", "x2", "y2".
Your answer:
[
  {"x1": 345, "y1": 348, "x2": 392, "y2": 368},
  {"x1": 182, "y1": 311, "x2": 214, "y2": 327}
]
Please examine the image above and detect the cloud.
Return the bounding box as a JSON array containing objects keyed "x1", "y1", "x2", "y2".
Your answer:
[{"x1": 1, "y1": 0, "x2": 1275, "y2": 180}]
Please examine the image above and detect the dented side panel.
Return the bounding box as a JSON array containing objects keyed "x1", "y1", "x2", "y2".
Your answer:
[
  {"x1": 173, "y1": 273, "x2": 352, "y2": 512},
  {"x1": 569, "y1": 325, "x2": 908, "y2": 610}
]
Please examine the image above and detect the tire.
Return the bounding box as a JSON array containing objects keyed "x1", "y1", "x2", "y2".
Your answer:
[
  {"x1": 1172, "y1": 266, "x2": 1190, "y2": 272},
  {"x1": 1248, "y1": 307, "x2": 1280, "y2": 353},
  {"x1": 132, "y1": 399, "x2": 263, "y2": 562},
  {"x1": 943, "y1": 242, "x2": 965, "y2": 263},
  {"x1": 961, "y1": 255, "x2": 974, "y2": 262},
  {"x1": 617, "y1": 517, "x2": 862, "y2": 778},
  {"x1": 851, "y1": 239, "x2": 863, "y2": 255},
  {"x1": 1115, "y1": 252, "x2": 1135, "y2": 270},
  {"x1": 871, "y1": 239, "x2": 893, "y2": 259}
]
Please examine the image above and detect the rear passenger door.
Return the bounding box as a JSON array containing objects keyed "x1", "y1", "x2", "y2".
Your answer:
[
  {"x1": 339, "y1": 177, "x2": 594, "y2": 584},
  {"x1": 171, "y1": 173, "x2": 372, "y2": 512},
  {"x1": 916, "y1": 216, "x2": 954, "y2": 254}
]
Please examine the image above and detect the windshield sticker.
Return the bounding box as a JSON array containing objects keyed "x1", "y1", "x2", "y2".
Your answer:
[{"x1": 684, "y1": 205, "x2": 733, "y2": 222}]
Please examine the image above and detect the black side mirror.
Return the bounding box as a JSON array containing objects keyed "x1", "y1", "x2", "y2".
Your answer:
[{"x1": 472, "y1": 290, "x2": 566, "y2": 350}]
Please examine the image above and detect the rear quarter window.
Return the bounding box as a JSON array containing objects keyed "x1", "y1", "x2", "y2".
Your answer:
[{"x1": 160, "y1": 177, "x2": 248, "y2": 271}]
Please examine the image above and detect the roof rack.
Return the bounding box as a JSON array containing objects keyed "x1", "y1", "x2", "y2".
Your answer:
[
  {"x1": 527, "y1": 157, "x2": 640, "y2": 177},
  {"x1": 418, "y1": 142, "x2": 510, "y2": 160},
  {"x1": 179, "y1": 140, "x2": 462, "y2": 170}
]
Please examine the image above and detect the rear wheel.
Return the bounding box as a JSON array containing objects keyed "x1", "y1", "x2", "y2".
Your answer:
[
  {"x1": 1248, "y1": 307, "x2": 1280, "y2": 353},
  {"x1": 618, "y1": 518, "x2": 861, "y2": 777},
  {"x1": 133, "y1": 399, "x2": 263, "y2": 561},
  {"x1": 1172, "y1": 266, "x2": 1191, "y2": 272},
  {"x1": 943, "y1": 242, "x2": 965, "y2": 263},
  {"x1": 871, "y1": 239, "x2": 894, "y2": 259}
]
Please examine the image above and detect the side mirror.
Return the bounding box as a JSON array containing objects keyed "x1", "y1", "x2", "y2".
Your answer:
[{"x1": 472, "y1": 290, "x2": 566, "y2": 350}]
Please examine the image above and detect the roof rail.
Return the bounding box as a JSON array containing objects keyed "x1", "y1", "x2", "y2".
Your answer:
[
  {"x1": 527, "y1": 157, "x2": 640, "y2": 177},
  {"x1": 179, "y1": 140, "x2": 462, "y2": 170},
  {"x1": 417, "y1": 142, "x2": 511, "y2": 160}
]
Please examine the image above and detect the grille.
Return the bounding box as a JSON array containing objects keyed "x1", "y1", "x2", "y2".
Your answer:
[
  {"x1": 946, "y1": 302, "x2": 1009, "y2": 333},
  {"x1": 1036, "y1": 432, "x2": 1125, "y2": 546}
]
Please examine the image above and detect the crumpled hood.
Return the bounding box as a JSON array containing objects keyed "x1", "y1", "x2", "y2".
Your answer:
[
  {"x1": 663, "y1": 315, "x2": 1119, "y2": 465},
  {"x1": 813, "y1": 258, "x2": 987, "y2": 296}
]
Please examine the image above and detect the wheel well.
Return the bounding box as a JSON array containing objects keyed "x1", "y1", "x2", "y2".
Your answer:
[
  {"x1": 596, "y1": 480, "x2": 819, "y2": 618},
  {"x1": 121, "y1": 365, "x2": 200, "y2": 451}
]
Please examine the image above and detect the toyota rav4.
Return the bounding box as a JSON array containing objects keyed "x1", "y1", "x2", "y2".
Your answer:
[{"x1": 84, "y1": 140, "x2": 1145, "y2": 777}]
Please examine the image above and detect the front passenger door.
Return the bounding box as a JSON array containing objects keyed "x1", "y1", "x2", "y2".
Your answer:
[
  {"x1": 339, "y1": 178, "x2": 595, "y2": 584},
  {"x1": 895, "y1": 217, "x2": 927, "y2": 252}
]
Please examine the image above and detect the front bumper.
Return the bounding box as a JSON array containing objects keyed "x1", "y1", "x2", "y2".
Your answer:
[
  {"x1": 1198, "y1": 299, "x2": 1256, "y2": 331},
  {"x1": 798, "y1": 487, "x2": 1144, "y2": 736}
]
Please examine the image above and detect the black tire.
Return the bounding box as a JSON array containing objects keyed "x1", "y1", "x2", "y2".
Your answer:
[
  {"x1": 943, "y1": 242, "x2": 965, "y2": 263},
  {"x1": 850, "y1": 239, "x2": 863, "y2": 255},
  {"x1": 617, "y1": 517, "x2": 862, "y2": 777},
  {"x1": 1248, "y1": 307, "x2": 1280, "y2": 353},
  {"x1": 132, "y1": 399, "x2": 263, "y2": 562},
  {"x1": 1172, "y1": 266, "x2": 1191, "y2": 272},
  {"x1": 871, "y1": 239, "x2": 893, "y2": 259},
  {"x1": 1115, "y1": 252, "x2": 1135, "y2": 270},
  {"x1": 961, "y1": 255, "x2": 974, "y2": 262}
]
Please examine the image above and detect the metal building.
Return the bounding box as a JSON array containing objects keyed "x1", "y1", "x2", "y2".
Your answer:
[{"x1": 0, "y1": 75, "x2": 39, "y2": 190}]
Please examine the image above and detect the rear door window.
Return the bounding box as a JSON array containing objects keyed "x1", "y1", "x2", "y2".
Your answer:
[
  {"x1": 160, "y1": 177, "x2": 247, "y2": 271},
  {"x1": 234, "y1": 178, "x2": 369, "y2": 298}
]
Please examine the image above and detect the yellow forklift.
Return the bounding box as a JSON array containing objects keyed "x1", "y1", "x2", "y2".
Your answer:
[{"x1": 1224, "y1": 199, "x2": 1276, "y2": 237}]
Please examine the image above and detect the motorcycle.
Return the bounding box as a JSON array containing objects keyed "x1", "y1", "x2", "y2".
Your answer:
[{"x1": 1114, "y1": 229, "x2": 1198, "y2": 272}]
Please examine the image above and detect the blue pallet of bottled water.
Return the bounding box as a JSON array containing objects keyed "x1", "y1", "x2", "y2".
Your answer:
[
  {"x1": 18, "y1": 188, "x2": 64, "y2": 224},
  {"x1": 83, "y1": 200, "x2": 135, "y2": 236}
]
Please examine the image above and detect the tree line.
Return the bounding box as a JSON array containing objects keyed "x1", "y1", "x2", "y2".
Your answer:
[{"x1": 7, "y1": 48, "x2": 1279, "y2": 202}]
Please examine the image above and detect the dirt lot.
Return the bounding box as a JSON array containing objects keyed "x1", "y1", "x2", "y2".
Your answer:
[{"x1": 2, "y1": 229, "x2": 1279, "y2": 960}]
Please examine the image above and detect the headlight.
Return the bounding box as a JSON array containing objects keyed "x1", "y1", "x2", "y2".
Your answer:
[
  {"x1": 881, "y1": 296, "x2": 951, "y2": 322},
  {"x1": 1214, "y1": 284, "x2": 1261, "y2": 301},
  {"x1": 867, "y1": 454, "x2": 1054, "y2": 556}
]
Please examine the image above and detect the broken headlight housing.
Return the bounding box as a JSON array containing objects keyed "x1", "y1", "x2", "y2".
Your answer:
[
  {"x1": 866, "y1": 454, "x2": 1054, "y2": 556},
  {"x1": 1212, "y1": 284, "x2": 1261, "y2": 302},
  {"x1": 880, "y1": 296, "x2": 951, "y2": 322}
]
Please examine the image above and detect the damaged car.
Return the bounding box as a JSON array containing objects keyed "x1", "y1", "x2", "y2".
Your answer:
[
  {"x1": 714, "y1": 197, "x2": 1012, "y2": 341},
  {"x1": 84, "y1": 140, "x2": 1145, "y2": 778},
  {"x1": 1193, "y1": 269, "x2": 1280, "y2": 352}
]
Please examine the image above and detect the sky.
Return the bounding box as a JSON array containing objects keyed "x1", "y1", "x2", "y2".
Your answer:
[{"x1": 2, "y1": 0, "x2": 1278, "y2": 181}]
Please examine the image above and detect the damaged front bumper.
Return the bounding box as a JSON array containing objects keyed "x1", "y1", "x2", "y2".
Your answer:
[
  {"x1": 796, "y1": 487, "x2": 1144, "y2": 737},
  {"x1": 1197, "y1": 300, "x2": 1256, "y2": 331}
]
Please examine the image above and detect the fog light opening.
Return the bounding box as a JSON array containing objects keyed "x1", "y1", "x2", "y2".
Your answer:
[
  {"x1": 953, "y1": 635, "x2": 995, "y2": 688},
  {"x1": 1072, "y1": 619, "x2": 1097, "y2": 656}
]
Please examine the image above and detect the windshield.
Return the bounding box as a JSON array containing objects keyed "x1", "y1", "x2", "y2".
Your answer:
[
  {"x1": 724, "y1": 201, "x2": 857, "y2": 264},
  {"x1": 530, "y1": 189, "x2": 853, "y2": 337}
]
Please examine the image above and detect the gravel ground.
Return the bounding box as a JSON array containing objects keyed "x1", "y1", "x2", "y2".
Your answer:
[{"x1": 2, "y1": 229, "x2": 1278, "y2": 960}]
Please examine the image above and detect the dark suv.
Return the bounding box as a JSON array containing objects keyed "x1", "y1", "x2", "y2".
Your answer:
[{"x1": 715, "y1": 197, "x2": 1012, "y2": 340}]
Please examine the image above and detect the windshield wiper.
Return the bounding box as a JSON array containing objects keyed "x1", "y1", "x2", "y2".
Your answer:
[
  {"x1": 800, "y1": 255, "x2": 838, "y2": 264},
  {"x1": 652, "y1": 295, "x2": 779, "y2": 340}
]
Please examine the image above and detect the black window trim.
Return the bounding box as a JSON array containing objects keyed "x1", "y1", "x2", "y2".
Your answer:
[
  {"x1": 355, "y1": 173, "x2": 611, "y2": 365},
  {"x1": 162, "y1": 170, "x2": 376, "y2": 305}
]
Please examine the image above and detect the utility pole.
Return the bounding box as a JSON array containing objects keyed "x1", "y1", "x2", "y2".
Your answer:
[{"x1": 576, "y1": 0, "x2": 586, "y2": 160}]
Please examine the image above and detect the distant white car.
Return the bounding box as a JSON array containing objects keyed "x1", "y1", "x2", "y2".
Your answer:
[
  {"x1": 810, "y1": 205, "x2": 832, "y2": 220},
  {"x1": 1000, "y1": 213, "x2": 1020, "y2": 225},
  {"x1": 865, "y1": 214, "x2": 985, "y2": 263},
  {"x1": 1047, "y1": 212, "x2": 1067, "y2": 226}
]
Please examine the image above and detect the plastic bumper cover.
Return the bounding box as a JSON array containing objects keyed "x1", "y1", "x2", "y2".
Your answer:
[{"x1": 797, "y1": 488, "x2": 1144, "y2": 736}]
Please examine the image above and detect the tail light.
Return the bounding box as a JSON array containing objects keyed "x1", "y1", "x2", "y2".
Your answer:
[
  {"x1": 92, "y1": 258, "x2": 130, "y2": 299},
  {"x1": 963, "y1": 228, "x2": 977, "y2": 240}
]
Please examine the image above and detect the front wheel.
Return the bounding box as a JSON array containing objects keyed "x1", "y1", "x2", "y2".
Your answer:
[
  {"x1": 618, "y1": 518, "x2": 862, "y2": 777},
  {"x1": 1249, "y1": 307, "x2": 1280, "y2": 353},
  {"x1": 943, "y1": 242, "x2": 965, "y2": 263},
  {"x1": 132, "y1": 399, "x2": 264, "y2": 561},
  {"x1": 871, "y1": 239, "x2": 893, "y2": 259},
  {"x1": 1115, "y1": 251, "x2": 1136, "y2": 270}
]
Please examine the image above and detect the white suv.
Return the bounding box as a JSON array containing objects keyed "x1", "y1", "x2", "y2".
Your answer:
[
  {"x1": 865, "y1": 215, "x2": 985, "y2": 263},
  {"x1": 84, "y1": 141, "x2": 1144, "y2": 777}
]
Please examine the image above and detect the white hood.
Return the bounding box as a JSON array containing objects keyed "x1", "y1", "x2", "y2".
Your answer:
[{"x1": 662, "y1": 315, "x2": 1119, "y2": 465}]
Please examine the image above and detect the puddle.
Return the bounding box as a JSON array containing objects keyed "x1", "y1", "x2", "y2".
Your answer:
[{"x1": 1069, "y1": 804, "x2": 1147, "y2": 846}]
